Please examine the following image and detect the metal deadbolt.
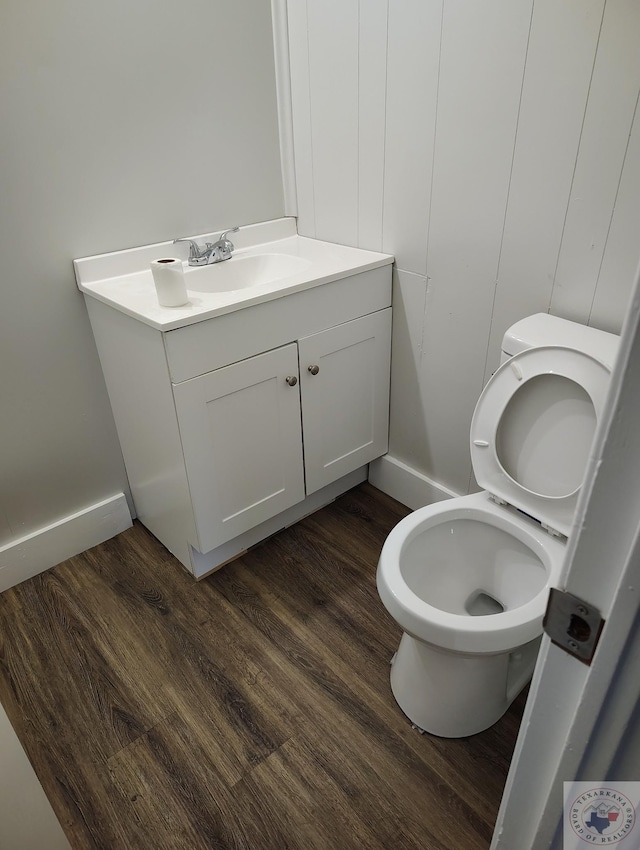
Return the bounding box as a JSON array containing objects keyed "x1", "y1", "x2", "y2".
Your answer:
[
  {"x1": 285, "y1": 375, "x2": 298, "y2": 386},
  {"x1": 542, "y1": 588, "x2": 605, "y2": 665},
  {"x1": 308, "y1": 365, "x2": 320, "y2": 375}
]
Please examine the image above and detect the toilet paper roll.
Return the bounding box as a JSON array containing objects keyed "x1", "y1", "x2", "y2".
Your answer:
[{"x1": 150, "y1": 258, "x2": 189, "y2": 307}]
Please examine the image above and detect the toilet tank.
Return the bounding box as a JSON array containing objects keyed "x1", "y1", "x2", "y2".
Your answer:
[{"x1": 500, "y1": 313, "x2": 619, "y2": 369}]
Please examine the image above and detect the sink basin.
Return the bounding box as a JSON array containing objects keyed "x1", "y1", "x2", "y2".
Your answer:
[
  {"x1": 74, "y1": 218, "x2": 394, "y2": 331},
  {"x1": 184, "y1": 253, "x2": 311, "y2": 293}
]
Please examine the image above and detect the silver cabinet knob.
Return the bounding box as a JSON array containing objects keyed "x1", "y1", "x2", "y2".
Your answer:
[
  {"x1": 308, "y1": 365, "x2": 320, "y2": 375},
  {"x1": 285, "y1": 375, "x2": 298, "y2": 386}
]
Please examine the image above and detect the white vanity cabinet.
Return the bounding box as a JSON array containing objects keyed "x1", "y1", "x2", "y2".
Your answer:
[
  {"x1": 84, "y1": 262, "x2": 392, "y2": 578},
  {"x1": 173, "y1": 309, "x2": 391, "y2": 555}
]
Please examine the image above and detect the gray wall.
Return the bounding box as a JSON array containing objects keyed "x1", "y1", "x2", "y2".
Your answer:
[{"x1": 0, "y1": 0, "x2": 284, "y2": 543}]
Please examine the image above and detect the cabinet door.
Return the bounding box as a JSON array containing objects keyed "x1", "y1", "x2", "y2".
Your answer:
[
  {"x1": 299, "y1": 308, "x2": 391, "y2": 495},
  {"x1": 173, "y1": 344, "x2": 305, "y2": 552}
]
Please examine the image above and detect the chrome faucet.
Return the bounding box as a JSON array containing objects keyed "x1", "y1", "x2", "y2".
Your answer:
[
  {"x1": 173, "y1": 226, "x2": 239, "y2": 266},
  {"x1": 213, "y1": 227, "x2": 240, "y2": 261}
]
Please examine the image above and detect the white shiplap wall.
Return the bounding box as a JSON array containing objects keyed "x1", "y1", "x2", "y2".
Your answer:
[{"x1": 286, "y1": 0, "x2": 640, "y2": 499}]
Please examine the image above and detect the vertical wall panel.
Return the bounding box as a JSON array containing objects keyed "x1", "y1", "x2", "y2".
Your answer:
[
  {"x1": 287, "y1": 0, "x2": 316, "y2": 237},
  {"x1": 358, "y1": 0, "x2": 389, "y2": 251},
  {"x1": 387, "y1": 270, "x2": 429, "y2": 471},
  {"x1": 272, "y1": 0, "x2": 298, "y2": 216},
  {"x1": 419, "y1": 0, "x2": 533, "y2": 493},
  {"x1": 484, "y1": 0, "x2": 604, "y2": 382},
  {"x1": 589, "y1": 106, "x2": 640, "y2": 333},
  {"x1": 307, "y1": 0, "x2": 359, "y2": 245},
  {"x1": 550, "y1": 0, "x2": 640, "y2": 328},
  {"x1": 382, "y1": 0, "x2": 442, "y2": 275},
  {"x1": 284, "y1": 0, "x2": 640, "y2": 501}
]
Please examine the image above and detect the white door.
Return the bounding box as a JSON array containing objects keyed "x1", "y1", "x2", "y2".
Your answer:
[
  {"x1": 173, "y1": 344, "x2": 305, "y2": 553},
  {"x1": 492, "y1": 264, "x2": 640, "y2": 850},
  {"x1": 299, "y1": 308, "x2": 391, "y2": 495}
]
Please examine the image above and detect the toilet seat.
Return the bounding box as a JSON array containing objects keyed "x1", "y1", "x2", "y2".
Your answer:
[
  {"x1": 377, "y1": 491, "x2": 567, "y2": 654},
  {"x1": 378, "y1": 344, "x2": 612, "y2": 654},
  {"x1": 471, "y1": 345, "x2": 610, "y2": 537}
]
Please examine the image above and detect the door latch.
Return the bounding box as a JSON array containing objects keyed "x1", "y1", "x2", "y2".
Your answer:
[{"x1": 543, "y1": 588, "x2": 605, "y2": 665}]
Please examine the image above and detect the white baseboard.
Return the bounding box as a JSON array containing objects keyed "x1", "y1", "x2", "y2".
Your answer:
[
  {"x1": 368, "y1": 454, "x2": 460, "y2": 510},
  {"x1": 0, "y1": 494, "x2": 132, "y2": 593}
]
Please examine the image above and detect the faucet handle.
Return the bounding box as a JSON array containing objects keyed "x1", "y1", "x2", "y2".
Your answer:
[
  {"x1": 173, "y1": 238, "x2": 203, "y2": 260},
  {"x1": 219, "y1": 226, "x2": 239, "y2": 244},
  {"x1": 214, "y1": 226, "x2": 239, "y2": 261}
]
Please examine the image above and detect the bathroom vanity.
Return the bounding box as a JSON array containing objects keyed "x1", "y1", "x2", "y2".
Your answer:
[{"x1": 76, "y1": 218, "x2": 394, "y2": 577}]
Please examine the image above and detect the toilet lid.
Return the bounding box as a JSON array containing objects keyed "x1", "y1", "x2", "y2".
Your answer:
[{"x1": 470, "y1": 345, "x2": 611, "y2": 537}]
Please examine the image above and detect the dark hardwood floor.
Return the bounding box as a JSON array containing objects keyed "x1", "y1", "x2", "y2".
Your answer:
[{"x1": 0, "y1": 484, "x2": 525, "y2": 849}]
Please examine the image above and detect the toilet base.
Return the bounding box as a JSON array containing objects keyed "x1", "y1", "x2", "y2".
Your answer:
[{"x1": 389, "y1": 632, "x2": 540, "y2": 737}]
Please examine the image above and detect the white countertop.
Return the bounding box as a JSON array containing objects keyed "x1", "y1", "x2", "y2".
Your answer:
[{"x1": 75, "y1": 218, "x2": 394, "y2": 331}]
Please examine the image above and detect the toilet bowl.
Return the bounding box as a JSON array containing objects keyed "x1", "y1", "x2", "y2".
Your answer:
[{"x1": 377, "y1": 315, "x2": 617, "y2": 737}]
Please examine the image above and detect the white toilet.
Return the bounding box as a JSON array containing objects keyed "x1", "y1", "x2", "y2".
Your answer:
[{"x1": 377, "y1": 313, "x2": 619, "y2": 737}]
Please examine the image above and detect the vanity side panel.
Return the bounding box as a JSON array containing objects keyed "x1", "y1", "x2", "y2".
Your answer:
[
  {"x1": 164, "y1": 266, "x2": 392, "y2": 382},
  {"x1": 84, "y1": 298, "x2": 197, "y2": 570}
]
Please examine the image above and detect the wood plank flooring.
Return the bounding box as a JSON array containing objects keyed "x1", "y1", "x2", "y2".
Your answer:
[{"x1": 0, "y1": 484, "x2": 526, "y2": 849}]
